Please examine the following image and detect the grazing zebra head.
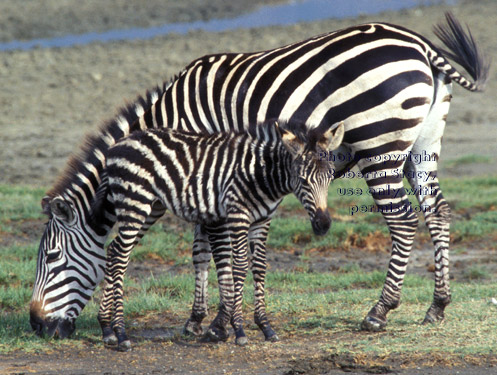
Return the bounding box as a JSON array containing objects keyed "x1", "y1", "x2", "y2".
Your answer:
[
  {"x1": 30, "y1": 194, "x2": 109, "y2": 338},
  {"x1": 278, "y1": 121, "x2": 344, "y2": 236},
  {"x1": 29, "y1": 86, "x2": 163, "y2": 339}
]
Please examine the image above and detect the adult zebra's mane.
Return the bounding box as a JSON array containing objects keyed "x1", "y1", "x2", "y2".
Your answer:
[
  {"x1": 46, "y1": 78, "x2": 178, "y2": 201},
  {"x1": 247, "y1": 120, "x2": 310, "y2": 147}
]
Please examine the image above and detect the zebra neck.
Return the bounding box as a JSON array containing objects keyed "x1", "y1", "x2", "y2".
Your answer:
[{"x1": 252, "y1": 139, "x2": 294, "y2": 198}]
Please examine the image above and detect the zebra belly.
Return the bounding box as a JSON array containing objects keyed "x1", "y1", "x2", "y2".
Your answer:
[{"x1": 154, "y1": 182, "x2": 226, "y2": 226}]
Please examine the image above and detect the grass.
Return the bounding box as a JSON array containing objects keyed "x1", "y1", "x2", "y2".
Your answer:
[
  {"x1": 0, "y1": 176, "x2": 496, "y2": 357},
  {"x1": 444, "y1": 154, "x2": 492, "y2": 168}
]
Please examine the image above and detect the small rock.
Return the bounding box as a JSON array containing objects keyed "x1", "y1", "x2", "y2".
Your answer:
[{"x1": 91, "y1": 72, "x2": 103, "y2": 82}]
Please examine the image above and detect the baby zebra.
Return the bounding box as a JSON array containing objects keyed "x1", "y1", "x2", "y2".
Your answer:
[{"x1": 97, "y1": 120, "x2": 344, "y2": 350}]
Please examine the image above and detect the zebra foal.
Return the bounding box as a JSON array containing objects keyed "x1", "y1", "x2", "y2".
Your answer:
[{"x1": 96, "y1": 120, "x2": 344, "y2": 350}]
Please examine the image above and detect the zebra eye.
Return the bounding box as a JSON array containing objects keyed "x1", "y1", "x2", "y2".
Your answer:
[{"x1": 45, "y1": 248, "x2": 61, "y2": 264}]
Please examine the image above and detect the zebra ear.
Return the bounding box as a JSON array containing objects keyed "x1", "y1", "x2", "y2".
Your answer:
[
  {"x1": 319, "y1": 121, "x2": 345, "y2": 151},
  {"x1": 50, "y1": 197, "x2": 75, "y2": 224},
  {"x1": 41, "y1": 196, "x2": 52, "y2": 216},
  {"x1": 277, "y1": 122, "x2": 305, "y2": 155}
]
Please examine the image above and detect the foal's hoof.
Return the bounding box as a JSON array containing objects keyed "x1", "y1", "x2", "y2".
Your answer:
[
  {"x1": 202, "y1": 327, "x2": 229, "y2": 343},
  {"x1": 262, "y1": 327, "x2": 279, "y2": 343},
  {"x1": 183, "y1": 319, "x2": 204, "y2": 337},
  {"x1": 103, "y1": 333, "x2": 118, "y2": 346},
  {"x1": 265, "y1": 332, "x2": 279, "y2": 342},
  {"x1": 117, "y1": 339, "x2": 132, "y2": 352},
  {"x1": 422, "y1": 310, "x2": 445, "y2": 325},
  {"x1": 235, "y1": 335, "x2": 249, "y2": 346},
  {"x1": 361, "y1": 316, "x2": 387, "y2": 332}
]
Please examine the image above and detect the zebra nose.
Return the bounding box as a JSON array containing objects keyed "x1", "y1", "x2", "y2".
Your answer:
[
  {"x1": 30, "y1": 305, "x2": 46, "y2": 336},
  {"x1": 29, "y1": 306, "x2": 75, "y2": 338},
  {"x1": 311, "y1": 208, "x2": 331, "y2": 236}
]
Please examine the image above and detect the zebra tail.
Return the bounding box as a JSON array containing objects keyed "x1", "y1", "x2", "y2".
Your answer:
[{"x1": 432, "y1": 11, "x2": 491, "y2": 92}]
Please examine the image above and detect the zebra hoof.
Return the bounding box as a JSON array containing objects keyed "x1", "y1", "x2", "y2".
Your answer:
[
  {"x1": 422, "y1": 299, "x2": 448, "y2": 325},
  {"x1": 183, "y1": 319, "x2": 204, "y2": 337},
  {"x1": 235, "y1": 335, "x2": 248, "y2": 346},
  {"x1": 103, "y1": 333, "x2": 118, "y2": 346},
  {"x1": 262, "y1": 327, "x2": 279, "y2": 343},
  {"x1": 117, "y1": 339, "x2": 132, "y2": 352},
  {"x1": 361, "y1": 316, "x2": 387, "y2": 332},
  {"x1": 265, "y1": 332, "x2": 279, "y2": 342},
  {"x1": 422, "y1": 310, "x2": 445, "y2": 325},
  {"x1": 202, "y1": 327, "x2": 229, "y2": 343},
  {"x1": 234, "y1": 327, "x2": 248, "y2": 346}
]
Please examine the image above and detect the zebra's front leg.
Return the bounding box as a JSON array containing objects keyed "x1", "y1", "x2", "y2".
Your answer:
[
  {"x1": 248, "y1": 217, "x2": 279, "y2": 342},
  {"x1": 184, "y1": 224, "x2": 211, "y2": 337},
  {"x1": 202, "y1": 224, "x2": 236, "y2": 343},
  {"x1": 98, "y1": 246, "x2": 118, "y2": 346},
  {"x1": 361, "y1": 197, "x2": 419, "y2": 332},
  {"x1": 110, "y1": 237, "x2": 135, "y2": 351},
  {"x1": 100, "y1": 223, "x2": 141, "y2": 351},
  {"x1": 99, "y1": 201, "x2": 164, "y2": 346}
]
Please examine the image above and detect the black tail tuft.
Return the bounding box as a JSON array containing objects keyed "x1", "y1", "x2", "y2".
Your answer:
[{"x1": 433, "y1": 11, "x2": 491, "y2": 91}]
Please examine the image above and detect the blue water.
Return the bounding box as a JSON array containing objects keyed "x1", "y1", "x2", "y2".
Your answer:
[{"x1": 0, "y1": 0, "x2": 456, "y2": 51}]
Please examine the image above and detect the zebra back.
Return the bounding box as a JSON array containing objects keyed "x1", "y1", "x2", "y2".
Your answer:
[{"x1": 103, "y1": 120, "x2": 333, "y2": 225}]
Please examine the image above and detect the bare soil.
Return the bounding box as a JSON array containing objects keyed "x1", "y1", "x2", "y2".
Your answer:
[{"x1": 1, "y1": 0, "x2": 496, "y2": 374}]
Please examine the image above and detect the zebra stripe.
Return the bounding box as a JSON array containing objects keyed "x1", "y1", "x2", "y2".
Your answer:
[
  {"x1": 96, "y1": 121, "x2": 339, "y2": 350},
  {"x1": 31, "y1": 12, "x2": 489, "y2": 342}
]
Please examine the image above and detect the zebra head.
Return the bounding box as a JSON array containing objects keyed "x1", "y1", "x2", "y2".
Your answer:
[
  {"x1": 30, "y1": 193, "x2": 108, "y2": 338},
  {"x1": 280, "y1": 122, "x2": 344, "y2": 236}
]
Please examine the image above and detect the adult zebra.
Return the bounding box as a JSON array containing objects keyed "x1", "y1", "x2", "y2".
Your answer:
[{"x1": 31, "y1": 13, "x2": 489, "y2": 341}]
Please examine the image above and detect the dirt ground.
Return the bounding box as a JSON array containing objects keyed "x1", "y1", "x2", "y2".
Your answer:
[{"x1": 1, "y1": 0, "x2": 497, "y2": 374}]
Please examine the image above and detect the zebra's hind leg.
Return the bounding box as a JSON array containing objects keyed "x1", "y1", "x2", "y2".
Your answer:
[
  {"x1": 359, "y1": 165, "x2": 419, "y2": 331},
  {"x1": 201, "y1": 224, "x2": 236, "y2": 343},
  {"x1": 249, "y1": 217, "x2": 279, "y2": 343},
  {"x1": 421, "y1": 182, "x2": 451, "y2": 324},
  {"x1": 404, "y1": 74, "x2": 452, "y2": 325},
  {"x1": 404, "y1": 147, "x2": 451, "y2": 324},
  {"x1": 184, "y1": 224, "x2": 211, "y2": 337}
]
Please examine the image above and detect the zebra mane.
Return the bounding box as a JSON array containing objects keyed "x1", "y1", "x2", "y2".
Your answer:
[
  {"x1": 45, "y1": 77, "x2": 178, "y2": 200},
  {"x1": 247, "y1": 120, "x2": 310, "y2": 147}
]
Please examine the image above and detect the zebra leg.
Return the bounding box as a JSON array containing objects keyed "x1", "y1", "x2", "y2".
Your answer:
[
  {"x1": 405, "y1": 165, "x2": 451, "y2": 324},
  {"x1": 248, "y1": 217, "x2": 279, "y2": 342},
  {"x1": 403, "y1": 128, "x2": 452, "y2": 322},
  {"x1": 414, "y1": 74, "x2": 452, "y2": 324},
  {"x1": 228, "y1": 219, "x2": 251, "y2": 346},
  {"x1": 135, "y1": 202, "x2": 214, "y2": 336},
  {"x1": 360, "y1": 172, "x2": 419, "y2": 331},
  {"x1": 422, "y1": 189, "x2": 451, "y2": 324},
  {"x1": 184, "y1": 224, "x2": 212, "y2": 336},
  {"x1": 98, "y1": 201, "x2": 165, "y2": 346},
  {"x1": 100, "y1": 200, "x2": 151, "y2": 350},
  {"x1": 98, "y1": 230, "x2": 138, "y2": 351},
  {"x1": 202, "y1": 224, "x2": 235, "y2": 343},
  {"x1": 98, "y1": 247, "x2": 118, "y2": 346}
]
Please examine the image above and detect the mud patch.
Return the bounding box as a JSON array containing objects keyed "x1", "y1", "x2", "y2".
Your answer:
[
  {"x1": 285, "y1": 353, "x2": 393, "y2": 374},
  {"x1": 285, "y1": 352, "x2": 497, "y2": 375}
]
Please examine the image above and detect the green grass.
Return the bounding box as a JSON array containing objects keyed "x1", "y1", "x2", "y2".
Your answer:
[
  {"x1": 0, "y1": 176, "x2": 496, "y2": 355},
  {"x1": 444, "y1": 154, "x2": 492, "y2": 168}
]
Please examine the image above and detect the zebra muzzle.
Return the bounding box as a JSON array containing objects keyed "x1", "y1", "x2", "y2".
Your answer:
[
  {"x1": 30, "y1": 304, "x2": 75, "y2": 339},
  {"x1": 311, "y1": 208, "x2": 331, "y2": 236}
]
